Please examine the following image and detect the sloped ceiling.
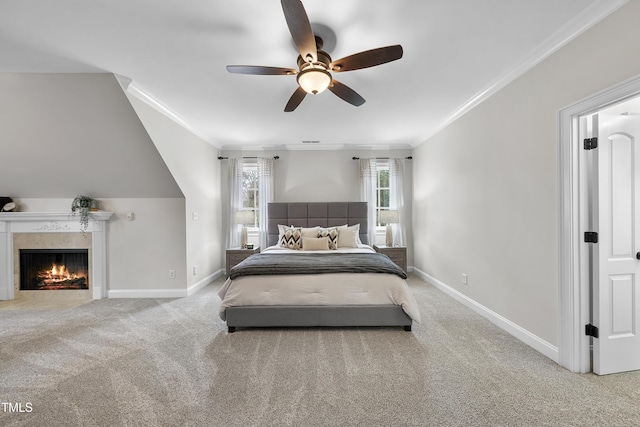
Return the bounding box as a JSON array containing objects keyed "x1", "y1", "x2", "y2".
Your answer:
[
  {"x1": 0, "y1": 0, "x2": 628, "y2": 150},
  {"x1": 0, "y1": 73, "x2": 183, "y2": 198}
]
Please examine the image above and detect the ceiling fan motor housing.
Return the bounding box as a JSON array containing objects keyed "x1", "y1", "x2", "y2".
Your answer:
[{"x1": 297, "y1": 49, "x2": 332, "y2": 71}]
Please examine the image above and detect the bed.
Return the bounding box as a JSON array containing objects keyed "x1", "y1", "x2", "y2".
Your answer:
[{"x1": 218, "y1": 202, "x2": 420, "y2": 332}]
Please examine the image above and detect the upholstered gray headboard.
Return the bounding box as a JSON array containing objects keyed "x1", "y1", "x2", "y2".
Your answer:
[{"x1": 267, "y1": 202, "x2": 369, "y2": 246}]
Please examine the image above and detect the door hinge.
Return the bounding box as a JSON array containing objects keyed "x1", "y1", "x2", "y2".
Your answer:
[
  {"x1": 585, "y1": 324, "x2": 599, "y2": 338},
  {"x1": 584, "y1": 231, "x2": 598, "y2": 243},
  {"x1": 584, "y1": 137, "x2": 598, "y2": 150}
]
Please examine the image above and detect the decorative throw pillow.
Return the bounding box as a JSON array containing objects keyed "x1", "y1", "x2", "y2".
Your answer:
[
  {"x1": 337, "y1": 228, "x2": 358, "y2": 248},
  {"x1": 302, "y1": 236, "x2": 330, "y2": 251},
  {"x1": 277, "y1": 224, "x2": 290, "y2": 240},
  {"x1": 279, "y1": 227, "x2": 302, "y2": 249},
  {"x1": 318, "y1": 227, "x2": 339, "y2": 249}
]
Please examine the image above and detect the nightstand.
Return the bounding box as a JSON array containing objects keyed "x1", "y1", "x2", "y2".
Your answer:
[
  {"x1": 373, "y1": 245, "x2": 407, "y2": 272},
  {"x1": 226, "y1": 247, "x2": 260, "y2": 276}
]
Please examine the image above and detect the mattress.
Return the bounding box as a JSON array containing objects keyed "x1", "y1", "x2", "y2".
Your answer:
[{"x1": 218, "y1": 245, "x2": 421, "y2": 323}]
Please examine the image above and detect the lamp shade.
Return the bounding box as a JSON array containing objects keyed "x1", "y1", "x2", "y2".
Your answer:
[
  {"x1": 297, "y1": 67, "x2": 331, "y2": 94},
  {"x1": 234, "y1": 210, "x2": 255, "y2": 225},
  {"x1": 378, "y1": 209, "x2": 399, "y2": 225}
]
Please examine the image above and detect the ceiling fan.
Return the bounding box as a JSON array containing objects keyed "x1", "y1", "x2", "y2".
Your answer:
[{"x1": 226, "y1": 0, "x2": 403, "y2": 112}]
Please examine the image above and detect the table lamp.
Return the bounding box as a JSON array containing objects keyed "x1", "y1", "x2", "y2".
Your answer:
[
  {"x1": 234, "y1": 210, "x2": 255, "y2": 248},
  {"x1": 378, "y1": 209, "x2": 399, "y2": 246}
]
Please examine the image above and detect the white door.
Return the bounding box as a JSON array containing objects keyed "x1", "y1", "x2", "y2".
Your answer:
[{"x1": 592, "y1": 113, "x2": 640, "y2": 375}]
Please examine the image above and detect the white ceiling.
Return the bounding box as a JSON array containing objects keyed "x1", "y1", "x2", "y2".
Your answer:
[{"x1": 0, "y1": 0, "x2": 626, "y2": 150}]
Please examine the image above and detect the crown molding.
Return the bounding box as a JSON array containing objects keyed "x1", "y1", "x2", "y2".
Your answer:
[{"x1": 115, "y1": 75, "x2": 220, "y2": 149}]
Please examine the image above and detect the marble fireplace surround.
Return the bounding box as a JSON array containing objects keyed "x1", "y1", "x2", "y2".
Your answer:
[{"x1": 0, "y1": 212, "x2": 112, "y2": 300}]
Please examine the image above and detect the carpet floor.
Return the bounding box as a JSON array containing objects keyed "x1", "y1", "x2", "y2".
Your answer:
[{"x1": 1, "y1": 274, "x2": 640, "y2": 426}]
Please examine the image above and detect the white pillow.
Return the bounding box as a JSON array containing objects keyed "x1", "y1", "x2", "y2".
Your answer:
[
  {"x1": 302, "y1": 236, "x2": 330, "y2": 251},
  {"x1": 338, "y1": 223, "x2": 362, "y2": 244},
  {"x1": 349, "y1": 223, "x2": 361, "y2": 243},
  {"x1": 301, "y1": 226, "x2": 320, "y2": 238},
  {"x1": 337, "y1": 228, "x2": 359, "y2": 248}
]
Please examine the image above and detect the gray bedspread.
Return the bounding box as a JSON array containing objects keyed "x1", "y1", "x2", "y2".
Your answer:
[{"x1": 229, "y1": 252, "x2": 407, "y2": 280}]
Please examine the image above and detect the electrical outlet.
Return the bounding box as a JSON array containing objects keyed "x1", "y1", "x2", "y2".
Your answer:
[
  {"x1": 192, "y1": 211, "x2": 199, "y2": 221},
  {"x1": 169, "y1": 270, "x2": 176, "y2": 279},
  {"x1": 462, "y1": 273, "x2": 468, "y2": 285},
  {"x1": 126, "y1": 212, "x2": 135, "y2": 221}
]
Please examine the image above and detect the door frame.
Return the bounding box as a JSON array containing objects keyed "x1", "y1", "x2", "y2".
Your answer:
[{"x1": 558, "y1": 73, "x2": 640, "y2": 372}]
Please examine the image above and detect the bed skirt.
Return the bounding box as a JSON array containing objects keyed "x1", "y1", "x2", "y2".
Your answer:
[{"x1": 225, "y1": 304, "x2": 412, "y2": 333}]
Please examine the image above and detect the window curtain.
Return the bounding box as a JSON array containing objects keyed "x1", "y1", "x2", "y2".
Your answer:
[
  {"x1": 359, "y1": 158, "x2": 377, "y2": 245},
  {"x1": 389, "y1": 158, "x2": 406, "y2": 246},
  {"x1": 257, "y1": 157, "x2": 274, "y2": 249},
  {"x1": 226, "y1": 157, "x2": 244, "y2": 249}
]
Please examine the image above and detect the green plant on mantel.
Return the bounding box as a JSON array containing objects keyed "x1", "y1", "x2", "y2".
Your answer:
[{"x1": 71, "y1": 195, "x2": 99, "y2": 234}]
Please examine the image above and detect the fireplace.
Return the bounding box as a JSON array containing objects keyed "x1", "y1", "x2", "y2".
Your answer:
[
  {"x1": 0, "y1": 211, "x2": 112, "y2": 300},
  {"x1": 20, "y1": 249, "x2": 89, "y2": 290}
]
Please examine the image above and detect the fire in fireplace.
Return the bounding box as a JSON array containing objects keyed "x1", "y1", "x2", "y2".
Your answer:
[{"x1": 19, "y1": 249, "x2": 89, "y2": 290}]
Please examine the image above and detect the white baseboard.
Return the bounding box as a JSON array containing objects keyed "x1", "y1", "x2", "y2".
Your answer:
[
  {"x1": 108, "y1": 269, "x2": 223, "y2": 299},
  {"x1": 108, "y1": 288, "x2": 188, "y2": 298},
  {"x1": 413, "y1": 267, "x2": 559, "y2": 363},
  {"x1": 187, "y1": 270, "x2": 223, "y2": 296}
]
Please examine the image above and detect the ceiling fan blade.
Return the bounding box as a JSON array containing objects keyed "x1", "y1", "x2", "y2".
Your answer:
[
  {"x1": 281, "y1": 0, "x2": 317, "y2": 62},
  {"x1": 331, "y1": 45, "x2": 403, "y2": 72},
  {"x1": 284, "y1": 87, "x2": 307, "y2": 112},
  {"x1": 226, "y1": 65, "x2": 296, "y2": 75},
  {"x1": 328, "y1": 80, "x2": 365, "y2": 107}
]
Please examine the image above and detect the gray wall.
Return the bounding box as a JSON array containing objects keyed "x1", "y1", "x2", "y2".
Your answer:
[
  {"x1": 0, "y1": 73, "x2": 212, "y2": 293},
  {"x1": 125, "y1": 92, "x2": 223, "y2": 287},
  {"x1": 219, "y1": 148, "x2": 414, "y2": 265},
  {"x1": 0, "y1": 73, "x2": 182, "y2": 198},
  {"x1": 412, "y1": 0, "x2": 640, "y2": 347}
]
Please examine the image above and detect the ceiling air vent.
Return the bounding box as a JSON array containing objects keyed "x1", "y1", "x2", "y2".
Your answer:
[{"x1": 302, "y1": 140, "x2": 320, "y2": 144}]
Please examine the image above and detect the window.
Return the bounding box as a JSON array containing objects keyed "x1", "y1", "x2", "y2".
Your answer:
[
  {"x1": 242, "y1": 162, "x2": 259, "y2": 228},
  {"x1": 375, "y1": 161, "x2": 390, "y2": 227}
]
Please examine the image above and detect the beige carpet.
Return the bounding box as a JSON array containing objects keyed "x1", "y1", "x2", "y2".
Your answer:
[{"x1": 1, "y1": 274, "x2": 640, "y2": 426}]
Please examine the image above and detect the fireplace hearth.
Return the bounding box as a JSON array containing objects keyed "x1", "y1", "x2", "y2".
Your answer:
[{"x1": 20, "y1": 249, "x2": 89, "y2": 290}]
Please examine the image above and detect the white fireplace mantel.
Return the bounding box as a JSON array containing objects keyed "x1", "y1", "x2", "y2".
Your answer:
[{"x1": 0, "y1": 212, "x2": 113, "y2": 300}]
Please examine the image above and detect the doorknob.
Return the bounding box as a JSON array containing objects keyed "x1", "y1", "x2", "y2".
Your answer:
[{"x1": 637, "y1": 252, "x2": 640, "y2": 260}]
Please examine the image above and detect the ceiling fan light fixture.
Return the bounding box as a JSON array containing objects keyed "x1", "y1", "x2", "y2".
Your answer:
[{"x1": 297, "y1": 67, "x2": 332, "y2": 94}]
